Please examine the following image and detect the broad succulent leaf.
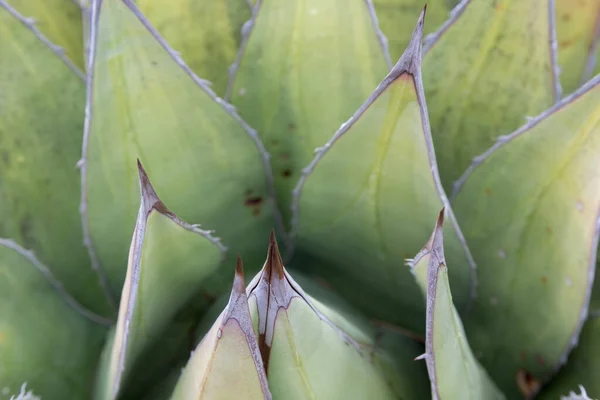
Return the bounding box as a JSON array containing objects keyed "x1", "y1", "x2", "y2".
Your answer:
[
  {"x1": 409, "y1": 210, "x2": 505, "y2": 400},
  {"x1": 136, "y1": 0, "x2": 251, "y2": 96},
  {"x1": 537, "y1": 317, "x2": 600, "y2": 399},
  {"x1": 423, "y1": 0, "x2": 558, "y2": 189},
  {"x1": 292, "y1": 9, "x2": 476, "y2": 331},
  {"x1": 230, "y1": 0, "x2": 388, "y2": 219},
  {"x1": 0, "y1": 1, "x2": 112, "y2": 315},
  {"x1": 371, "y1": 0, "x2": 452, "y2": 63},
  {"x1": 245, "y1": 232, "x2": 427, "y2": 399},
  {"x1": 84, "y1": 0, "x2": 279, "y2": 295},
  {"x1": 453, "y1": 75, "x2": 600, "y2": 396},
  {"x1": 94, "y1": 163, "x2": 225, "y2": 400},
  {"x1": 555, "y1": 0, "x2": 600, "y2": 94},
  {"x1": 171, "y1": 257, "x2": 271, "y2": 400},
  {"x1": 0, "y1": 239, "x2": 106, "y2": 399}
]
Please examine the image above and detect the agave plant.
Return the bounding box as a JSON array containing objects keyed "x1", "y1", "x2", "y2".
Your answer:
[{"x1": 1, "y1": 0, "x2": 599, "y2": 398}]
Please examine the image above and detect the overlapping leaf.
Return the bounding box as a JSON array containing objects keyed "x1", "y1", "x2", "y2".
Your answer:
[
  {"x1": 0, "y1": 240, "x2": 106, "y2": 399},
  {"x1": 136, "y1": 0, "x2": 250, "y2": 95},
  {"x1": 409, "y1": 211, "x2": 505, "y2": 400},
  {"x1": 538, "y1": 317, "x2": 600, "y2": 399},
  {"x1": 84, "y1": 0, "x2": 278, "y2": 295},
  {"x1": 0, "y1": 2, "x2": 112, "y2": 315},
  {"x1": 556, "y1": 0, "x2": 600, "y2": 94},
  {"x1": 423, "y1": 0, "x2": 558, "y2": 189},
  {"x1": 453, "y1": 75, "x2": 600, "y2": 396},
  {"x1": 230, "y1": 0, "x2": 388, "y2": 219},
  {"x1": 94, "y1": 163, "x2": 225, "y2": 400},
  {"x1": 292, "y1": 9, "x2": 476, "y2": 331}
]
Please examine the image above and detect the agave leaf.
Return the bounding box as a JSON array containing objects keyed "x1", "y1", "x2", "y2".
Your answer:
[
  {"x1": 136, "y1": 0, "x2": 250, "y2": 96},
  {"x1": 371, "y1": 0, "x2": 452, "y2": 63},
  {"x1": 537, "y1": 317, "x2": 600, "y2": 399},
  {"x1": 291, "y1": 9, "x2": 476, "y2": 331},
  {"x1": 245, "y1": 232, "x2": 427, "y2": 399},
  {"x1": 0, "y1": 2, "x2": 113, "y2": 315},
  {"x1": 230, "y1": 0, "x2": 388, "y2": 219},
  {"x1": 0, "y1": 239, "x2": 106, "y2": 399},
  {"x1": 409, "y1": 210, "x2": 505, "y2": 400},
  {"x1": 556, "y1": 0, "x2": 600, "y2": 94},
  {"x1": 93, "y1": 163, "x2": 225, "y2": 400},
  {"x1": 423, "y1": 0, "x2": 558, "y2": 189},
  {"x1": 83, "y1": 0, "x2": 281, "y2": 295},
  {"x1": 5, "y1": 0, "x2": 85, "y2": 69},
  {"x1": 171, "y1": 257, "x2": 271, "y2": 400},
  {"x1": 452, "y1": 75, "x2": 600, "y2": 396}
]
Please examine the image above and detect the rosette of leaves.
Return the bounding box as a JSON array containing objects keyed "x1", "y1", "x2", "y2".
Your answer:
[{"x1": 0, "y1": 0, "x2": 599, "y2": 399}]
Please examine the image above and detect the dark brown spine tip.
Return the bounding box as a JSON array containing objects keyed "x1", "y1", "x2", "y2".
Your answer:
[
  {"x1": 264, "y1": 231, "x2": 285, "y2": 280},
  {"x1": 436, "y1": 208, "x2": 445, "y2": 228},
  {"x1": 233, "y1": 255, "x2": 246, "y2": 293},
  {"x1": 431, "y1": 208, "x2": 446, "y2": 266},
  {"x1": 389, "y1": 4, "x2": 425, "y2": 78},
  {"x1": 136, "y1": 160, "x2": 169, "y2": 214}
]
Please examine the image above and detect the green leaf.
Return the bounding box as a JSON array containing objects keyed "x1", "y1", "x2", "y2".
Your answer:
[
  {"x1": 0, "y1": 239, "x2": 106, "y2": 399},
  {"x1": 422, "y1": 0, "x2": 558, "y2": 189},
  {"x1": 93, "y1": 163, "x2": 225, "y2": 400},
  {"x1": 371, "y1": 0, "x2": 452, "y2": 63},
  {"x1": 171, "y1": 257, "x2": 271, "y2": 400},
  {"x1": 6, "y1": 0, "x2": 85, "y2": 70},
  {"x1": 247, "y1": 233, "x2": 425, "y2": 399},
  {"x1": 409, "y1": 210, "x2": 505, "y2": 400},
  {"x1": 136, "y1": 0, "x2": 251, "y2": 96},
  {"x1": 556, "y1": 0, "x2": 600, "y2": 94},
  {"x1": 230, "y1": 0, "x2": 388, "y2": 220},
  {"x1": 0, "y1": 2, "x2": 113, "y2": 315},
  {"x1": 83, "y1": 0, "x2": 281, "y2": 295},
  {"x1": 537, "y1": 317, "x2": 600, "y2": 399},
  {"x1": 452, "y1": 76, "x2": 600, "y2": 396},
  {"x1": 291, "y1": 9, "x2": 476, "y2": 332}
]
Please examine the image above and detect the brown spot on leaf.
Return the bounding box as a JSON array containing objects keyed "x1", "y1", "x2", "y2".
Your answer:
[
  {"x1": 535, "y1": 355, "x2": 545, "y2": 366},
  {"x1": 288, "y1": 123, "x2": 296, "y2": 131},
  {"x1": 244, "y1": 196, "x2": 263, "y2": 216},
  {"x1": 540, "y1": 276, "x2": 548, "y2": 284},
  {"x1": 282, "y1": 169, "x2": 292, "y2": 178},
  {"x1": 484, "y1": 187, "x2": 492, "y2": 196},
  {"x1": 516, "y1": 369, "x2": 540, "y2": 399},
  {"x1": 281, "y1": 153, "x2": 290, "y2": 160}
]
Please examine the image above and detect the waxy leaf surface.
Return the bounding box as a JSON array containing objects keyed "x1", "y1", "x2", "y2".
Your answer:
[
  {"x1": 0, "y1": 3, "x2": 111, "y2": 315},
  {"x1": 410, "y1": 212, "x2": 505, "y2": 400},
  {"x1": 537, "y1": 317, "x2": 600, "y2": 399},
  {"x1": 293, "y1": 11, "x2": 475, "y2": 331},
  {"x1": 453, "y1": 76, "x2": 600, "y2": 396},
  {"x1": 85, "y1": 0, "x2": 276, "y2": 294},
  {"x1": 94, "y1": 164, "x2": 224, "y2": 400},
  {"x1": 0, "y1": 241, "x2": 105, "y2": 399},
  {"x1": 136, "y1": 0, "x2": 250, "y2": 95},
  {"x1": 230, "y1": 0, "x2": 388, "y2": 219},
  {"x1": 423, "y1": 0, "x2": 557, "y2": 188},
  {"x1": 555, "y1": 0, "x2": 600, "y2": 94}
]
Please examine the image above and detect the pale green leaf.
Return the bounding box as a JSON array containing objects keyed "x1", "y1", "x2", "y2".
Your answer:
[
  {"x1": 423, "y1": 0, "x2": 557, "y2": 189},
  {"x1": 93, "y1": 164, "x2": 225, "y2": 400},
  {"x1": 171, "y1": 257, "x2": 271, "y2": 400},
  {"x1": 409, "y1": 211, "x2": 505, "y2": 400},
  {"x1": 291, "y1": 10, "x2": 476, "y2": 332},
  {"x1": 556, "y1": 0, "x2": 600, "y2": 94},
  {"x1": 136, "y1": 0, "x2": 251, "y2": 96},
  {"x1": 0, "y1": 240, "x2": 105, "y2": 399},
  {"x1": 537, "y1": 317, "x2": 600, "y2": 400},
  {"x1": 0, "y1": 2, "x2": 112, "y2": 315},
  {"x1": 84, "y1": 0, "x2": 280, "y2": 295},
  {"x1": 453, "y1": 76, "x2": 600, "y2": 396},
  {"x1": 230, "y1": 0, "x2": 388, "y2": 220}
]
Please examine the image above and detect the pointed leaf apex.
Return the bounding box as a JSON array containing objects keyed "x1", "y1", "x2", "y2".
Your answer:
[
  {"x1": 389, "y1": 5, "x2": 425, "y2": 77},
  {"x1": 233, "y1": 255, "x2": 246, "y2": 294},
  {"x1": 431, "y1": 208, "x2": 446, "y2": 267},
  {"x1": 264, "y1": 231, "x2": 285, "y2": 280},
  {"x1": 136, "y1": 160, "x2": 170, "y2": 215}
]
